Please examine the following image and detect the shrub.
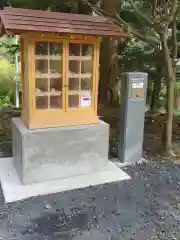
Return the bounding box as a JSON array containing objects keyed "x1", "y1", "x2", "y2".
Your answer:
[{"x1": 0, "y1": 59, "x2": 16, "y2": 107}]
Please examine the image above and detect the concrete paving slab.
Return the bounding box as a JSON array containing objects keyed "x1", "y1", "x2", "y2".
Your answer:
[{"x1": 0, "y1": 158, "x2": 130, "y2": 203}]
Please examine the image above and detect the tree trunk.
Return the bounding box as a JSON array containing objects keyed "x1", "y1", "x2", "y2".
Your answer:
[
  {"x1": 78, "y1": 1, "x2": 92, "y2": 14},
  {"x1": 0, "y1": 0, "x2": 6, "y2": 9},
  {"x1": 163, "y1": 77, "x2": 175, "y2": 155},
  {"x1": 150, "y1": 76, "x2": 161, "y2": 112},
  {"x1": 161, "y1": 33, "x2": 175, "y2": 155},
  {"x1": 150, "y1": 52, "x2": 162, "y2": 112},
  {"x1": 161, "y1": 16, "x2": 178, "y2": 156},
  {"x1": 99, "y1": 0, "x2": 121, "y2": 107},
  {"x1": 99, "y1": 38, "x2": 111, "y2": 106},
  {"x1": 109, "y1": 39, "x2": 121, "y2": 107}
]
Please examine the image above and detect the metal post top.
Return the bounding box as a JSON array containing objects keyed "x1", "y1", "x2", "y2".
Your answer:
[{"x1": 122, "y1": 72, "x2": 148, "y2": 78}]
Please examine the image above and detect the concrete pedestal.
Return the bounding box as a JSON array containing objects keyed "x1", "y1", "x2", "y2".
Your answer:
[{"x1": 12, "y1": 118, "x2": 109, "y2": 184}]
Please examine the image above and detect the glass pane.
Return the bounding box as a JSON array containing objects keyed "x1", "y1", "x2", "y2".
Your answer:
[
  {"x1": 36, "y1": 96, "x2": 48, "y2": 109},
  {"x1": 82, "y1": 44, "x2": 93, "y2": 56},
  {"x1": 50, "y1": 60, "x2": 61, "y2": 74},
  {"x1": 69, "y1": 60, "x2": 80, "y2": 75},
  {"x1": 69, "y1": 44, "x2": 80, "y2": 56},
  {"x1": 50, "y1": 96, "x2": 62, "y2": 108},
  {"x1": 36, "y1": 60, "x2": 48, "y2": 74},
  {"x1": 68, "y1": 95, "x2": 79, "y2": 108},
  {"x1": 50, "y1": 42, "x2": 62, "y2": 56},
  {"x1": 35, "y1": 41, "x2": 63, "y2": 110},
  {"x1": 36, "y1": 78, "x2": 48, "y2": 93},
  {"x1": 81, "y1": 78, "x2": 92, "y2": 91},
  {"x1": 69, "y1": 78, "x2": 79, "y2": 91},
  {"x1": 81, "y1": 60, "x2": 92, "y2": 74},
  {"x1": 36, "y1": 42, "x2": 48, "y2": 55},
  {"x1": 50, "y1": 78, "x2": 62, "y2": 92}
]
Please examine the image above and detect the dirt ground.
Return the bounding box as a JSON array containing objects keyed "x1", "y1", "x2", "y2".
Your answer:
[{"x1": 1, "y1": 107, "x2": 180, "y2": 159}]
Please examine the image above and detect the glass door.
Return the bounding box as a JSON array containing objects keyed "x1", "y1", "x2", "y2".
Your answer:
[
  {"x1": 34, "y1": 40, "x2": 94, "y2": 113},
  {"x1": 67, "y1": 43, "x2": 93, "y2": 109},
  {"x1": 35, "y1": 41, "x2": 63, "y2": 110}
]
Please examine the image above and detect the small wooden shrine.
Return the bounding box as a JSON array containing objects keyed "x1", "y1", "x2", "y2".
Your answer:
[{"x1": 0, "y1": 7, "x2": 127, "y2": 129}]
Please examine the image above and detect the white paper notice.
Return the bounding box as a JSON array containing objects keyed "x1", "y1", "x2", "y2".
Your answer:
[
  {"x1": 132, "y1": 82, "x2": 144, "y2": 89},
  {"x1": 80, "y1": 96, "x2": 92, "y2": 108}
]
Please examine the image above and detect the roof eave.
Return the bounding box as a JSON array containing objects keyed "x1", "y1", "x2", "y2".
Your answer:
[{"x1": 2, "y1": 28, "x2": 129, "y2": 39}]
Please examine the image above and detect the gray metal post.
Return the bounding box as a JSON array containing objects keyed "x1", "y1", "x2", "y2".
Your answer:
[{"x1": 117, "y1": 72, "x2": 148, "y2": 165}]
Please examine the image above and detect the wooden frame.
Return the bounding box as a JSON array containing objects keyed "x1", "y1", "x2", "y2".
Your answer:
[{"x1": 21, "y1": 34, "x2": 100, "y2": 129}]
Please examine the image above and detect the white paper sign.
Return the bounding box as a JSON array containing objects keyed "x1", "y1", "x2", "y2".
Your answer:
[
  {"x1": 132, "y1": 78, "x2": 144, "y2": 89},
  {"x1": 80, "y1": 96, "x2": 92, "y2": 108},
  {"x1": 132, "y1": 82, "x2": 144, "y2": 89}
]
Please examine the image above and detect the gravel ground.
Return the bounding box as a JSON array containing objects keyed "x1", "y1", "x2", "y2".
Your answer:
[
  {"x1": 1, "y1": 112, "x2": 180, "y2": 239},
  {"x1": 1, "y1": 158, "x2": 180, "y2": 240}
]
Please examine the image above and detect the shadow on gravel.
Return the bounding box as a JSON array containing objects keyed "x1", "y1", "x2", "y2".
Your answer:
[
  {"x1": 4, "y1": 159, "x2": 180, "y2": 240},
  {"x1": 31, "y1": 210, "x2": 89, "y2": 239}
]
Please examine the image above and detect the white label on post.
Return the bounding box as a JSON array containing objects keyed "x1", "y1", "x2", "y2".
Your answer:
[
  {"x1": 80, "y1": 96, "x2": 92, "y2": 108},
  {"x1": 132, "y1": 82, "x2": 144, "y2": 89}
]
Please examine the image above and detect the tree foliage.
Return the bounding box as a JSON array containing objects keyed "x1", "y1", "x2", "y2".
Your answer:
[
  {"x1": 0, "y1": 36, "x2": 19, "y2": 63},
  {"x1": 7, "y1": 0, "x2": 95, "y2": 13},
  {"x1": 0, "y1": 59, "x2": 16, "y2": 106},
  {"x1": 83, "y1": 0, "x2": 180, "y2": 155}
]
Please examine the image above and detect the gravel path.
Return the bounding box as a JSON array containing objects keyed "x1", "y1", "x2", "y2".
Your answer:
[{"x1": 1, "y1": 158, "x2": 180, "y2": 240}]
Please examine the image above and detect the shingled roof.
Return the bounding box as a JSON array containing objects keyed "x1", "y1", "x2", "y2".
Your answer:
[{"x1": 0, "y1": 7, "x2": 128, "y2": 38}]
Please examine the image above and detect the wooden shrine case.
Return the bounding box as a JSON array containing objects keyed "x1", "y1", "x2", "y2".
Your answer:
[
  {"x1": 0, "y1": 7, "x2": 127, "y2": 129},
  {"x1": 21, "y1": 35, "x2": 100, "y2": 129}
]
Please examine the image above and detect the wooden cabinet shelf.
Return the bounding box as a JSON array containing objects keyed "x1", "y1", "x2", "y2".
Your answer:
[
  {"x1": 68, "y1": 72, "x2": 92, "y2": 78},
  {"x1": 36, "y1": 73, "x2": 62, "y2": 78},
  {"x1": 68, "y1": 90, "x2": 91, "y2": 95},
  {"x1": 36, "y1": 55, "x2": 62, "y2": 60},
  {"x1": 36, "y1": 91, "x2": 62, "y2": 97},
  {"x1": 68, "y1": 56, "x2": 92, "y2": 61}
]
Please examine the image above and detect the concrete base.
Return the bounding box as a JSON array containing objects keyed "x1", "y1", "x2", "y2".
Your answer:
[
  {"x1": 12, "y1": 118, "x2": 109, "y2": 184},
  {"x1": 0, "y1": 157, "x2": 131, "y2": 203},
  {"x1": 111, "y1": 157, "x2": 144, "y2": 167}
]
